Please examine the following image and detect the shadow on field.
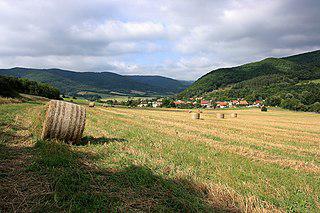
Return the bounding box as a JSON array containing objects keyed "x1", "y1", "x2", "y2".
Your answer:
[
  {"x1": 78, "y1": 136, "x2": 128, "y2": 146},
  {"x1": 0, "y1": 122, "x2": 236, "y2": 212},
  {"x1": 29, "y1": 139, "x2": 239, "y2": 212},
  {"x1": 0, "y1": 126, "x2": 50, "y2": 212}
]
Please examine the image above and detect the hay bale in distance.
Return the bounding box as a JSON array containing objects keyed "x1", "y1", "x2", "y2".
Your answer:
[
  {"x1": 41, "y1": 100, "x2": 86, "y2": 144},
  {"x1": 231, "y1": 113, "x2": 237, "y2": 118},
  {"x1": 217, "y1": 113, "x2": 225, "y2": 119},
  {"x1": 89, "y1": 102, "x2": 95, "y2": 107},
  {"x1": 192, "y1": 113, "x2": 200, "y2": 120}
]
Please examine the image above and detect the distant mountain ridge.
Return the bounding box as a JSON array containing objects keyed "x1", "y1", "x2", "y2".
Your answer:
[
  {"x1": 128, "y1": 75, "x2": 191, "y2": 94},
  {"x1": 0, "y1": 67, "x2": 192, "y2": 96},
  {"x1": 179, "y1": 50, "x2": 320, "y2": 98}
]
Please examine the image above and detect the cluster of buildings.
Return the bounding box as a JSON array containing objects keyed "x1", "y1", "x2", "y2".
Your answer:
[
  {"x1": 204, "y1": 99, "x2": 262, "y2": 108},
  {"x1": 138, "y1": 98, "x2": 263, "y2": 108},
  {"x1": 173, "y1": 99, "x2": 262, "y2": 108},
  {"x1": 137, "y1": 99, "x2": 163, "y2": 108}
]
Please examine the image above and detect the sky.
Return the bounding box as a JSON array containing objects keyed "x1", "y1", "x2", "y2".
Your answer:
[{"x1": 0, "y1": 0, "x2": 319, "y2": 80}]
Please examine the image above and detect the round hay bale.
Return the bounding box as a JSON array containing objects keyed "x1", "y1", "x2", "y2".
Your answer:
[
  {"x1": 230, "y1": 113, "x2": 237, "y2": 118},
  {"x1": 41, "y1": 100, "x2": 86, "y2": 144},
  {"x1": 191, "y1": 113, "x2": 200, "y2": 120},
  {"x1": 216, "y1": 113, "x2": 224, "y2": 119},
  {"x1": 89, "y1": 102, "x2": 95, "y2": 107}
]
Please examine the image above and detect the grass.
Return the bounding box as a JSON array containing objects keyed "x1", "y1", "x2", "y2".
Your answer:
[
  {"x1": 297, "y1": 78, "x2": 320, "y2": 85},
  {"x1": 100, "y1": 96, "x2": 156, "y2": 102},
  {"x1": 63, "y1": 96, "x2": 156, "y2": 107},
  {"x1": 0, "y1": 102, "x2": 319, "y2": 212},
  {"x1": 309, "y1": 79, "x2": 320, "y2": 84},
  {"x1": 63, "y1": 97, "x2": 90, "y2": 104},
  {"x1": 0, "y1": 97, "x2": 23, "y2": 104}
]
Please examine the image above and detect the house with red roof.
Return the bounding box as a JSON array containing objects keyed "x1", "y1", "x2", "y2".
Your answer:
[
  {"x1": 173, "y1": 100, "x2": 186, "y2": 106},
  {"x1": 231, "y1": 100, "x2": 239, "y2": 105},
  {"x1": 253, "y1": 100, "x2": 262, "y2": 107},
  {"x1": 239, "y1": 100, "x2": 249, "y2": 106},
  {"x1": 216, "y1": 101, "x2": 229, "y2": 108},
  {"x1": 200, "y1": 100, "x2": 211, "y2": 108}
]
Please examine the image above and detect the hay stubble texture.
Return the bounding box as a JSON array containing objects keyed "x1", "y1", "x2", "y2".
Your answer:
[{"x1": 41, "y1": 100, "x2": 86, "y2": 143}]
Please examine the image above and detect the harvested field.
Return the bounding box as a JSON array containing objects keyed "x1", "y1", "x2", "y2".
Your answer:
[{"x1": 0, "y1": 103, "x2": 319, "y2": 212}]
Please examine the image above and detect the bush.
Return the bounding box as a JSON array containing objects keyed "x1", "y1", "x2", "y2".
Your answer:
[
  {"x1": 308, "y1": 102, "x2": 320, "y2": 113},
  {"x1": 261, "y1": 106, "x2": 268, "y2": 112},
  {"x1": 106, "y1": 100, "x2": 113, "y2": 106},
  {"x1": 162, "y1": 99, "x2": 175, "y2": 108},
  {"x1": 265, "y1": 96, "x2": 282, "y2": 106},
  {"x1": 0, "y1": 77, "x2": 19, "y2": 97},
  {"x1": 280, "y1": 98, "x2": 303, "y2": 111}
]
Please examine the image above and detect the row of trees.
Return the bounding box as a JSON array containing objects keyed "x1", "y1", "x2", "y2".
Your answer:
[{"x1": 0, "y1": 75, "x2": 60, "y2": 99}]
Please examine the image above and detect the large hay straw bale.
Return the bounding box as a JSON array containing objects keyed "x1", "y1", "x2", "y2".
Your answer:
[
  {"x1": 41, "y1": 100, "x2": 86, "y2": 144},
  {"x1": 192, "y1": 113, "x2": 200, "y2": 120},
  {"x1": 231, "y1": 113, "x2": 237, "y2": 118},
  {"x1": 89, "y1": 102, "x2": 95, "y2": 107},
  {"x1": 217, "y1": 113, "x2": 225, "y2": 119}
]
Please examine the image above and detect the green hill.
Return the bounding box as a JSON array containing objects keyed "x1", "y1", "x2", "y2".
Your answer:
[
  {"x1": 179, "y1": 50, "x2": 320, "y2": 98},
  {"x1": 128, "y1": 75, "x2": 192, "y2": 93},
  {"x1": 179, "y1": 50, "x2": 320, "y2": 112},
  {"x1": 0, "y1": 68, "x2": 190, "y2": 96}
]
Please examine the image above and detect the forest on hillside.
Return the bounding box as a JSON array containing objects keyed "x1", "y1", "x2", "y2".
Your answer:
[
  {"x1": 0, "y1": 75, "x2": 60, "y2": 99},
  {"x1": 179, "y1": 50, "x2": 320, "y2": 112},
  {"x1": 0, "y1": 68, "x2": 191, "y2": 96}
]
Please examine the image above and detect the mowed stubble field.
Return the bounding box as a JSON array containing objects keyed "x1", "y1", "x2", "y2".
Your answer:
[{"x1": 0, "y1": 102, "x2": 319, "y2": 212}]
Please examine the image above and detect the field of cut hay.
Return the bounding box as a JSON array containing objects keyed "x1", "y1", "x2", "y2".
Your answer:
[{"x1": 0, "y1": 102, "x2": 319, "y2": 212}]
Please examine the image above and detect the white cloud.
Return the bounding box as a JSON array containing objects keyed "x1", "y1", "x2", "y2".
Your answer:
[
  {"x1": 0, "y1": 0, "x2": 319, "y2": 80},
  {"x1": 69, "y1": 20, "x2": 167, "y2": 42}
]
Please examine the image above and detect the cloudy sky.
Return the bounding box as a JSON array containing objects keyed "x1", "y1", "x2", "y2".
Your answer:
[{"x1": 0, "y1": 0, "x2": 319, "y2": 80}]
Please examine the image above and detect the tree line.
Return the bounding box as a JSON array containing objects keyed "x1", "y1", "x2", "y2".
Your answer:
[{"x1": 0, "y1": 75, "x2": 60, "y2": 99}]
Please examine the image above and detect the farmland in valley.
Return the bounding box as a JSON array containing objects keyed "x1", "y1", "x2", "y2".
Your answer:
[{"x1": 0, "y1": 102, "x2": 319, "y2": 212}]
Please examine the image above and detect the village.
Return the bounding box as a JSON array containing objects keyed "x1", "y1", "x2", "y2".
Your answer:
[{"x1": 137, "y1": 98, "x2": 263, "y2": 109}]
